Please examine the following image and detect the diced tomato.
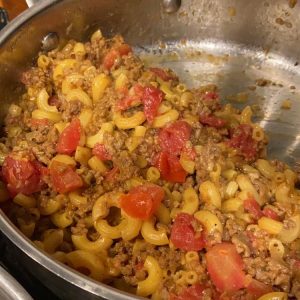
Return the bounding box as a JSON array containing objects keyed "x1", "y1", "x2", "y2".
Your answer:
[
  {"x1": 116, "y1": 84, "x2": 145, "y2": 111},
  {"x1": 2, "y1": 154, "x2": 43, "y2": 196},
  {"x1": 141, "y1": 86, "x2": 164, "y2": 123},
  {"x1": 49, "y1": 161, "x2": 83, "y2": 194},
  {"x1": 103, "y1": 44, "x2": 132, "y2": 70},
  {"x1": 103, "y1": 49, "x2": 119, "y2": 70},
  {"x1": 30, "y1": 118, "x2": 49, "y2": 128},
  {"x1": 170, "y1": 213, "x2": 205, "y2": 251},
  {"x1": 105, "y1": 167, "x2": 119, "y2": 182},
  {"x1": 244, "y1": 198, "x2": 263, "y2": 220},
  {"x1": 245, "y1": 278, "x2": 273, "y2": 298},
  {"x1": 199, "y1": 114, "x2": 226, "y2": 128},
  {"x1": 120, "y1": 183, "x2": 164, "y2": 220},
  {"x1": 170, "y1": 284, "x2": 205, "y2": 300},
  {"x1": 92, "y1": 143, "x2": 112, "y2": 161},
  {"x1": 56, "y1": 118, "x2": 81, "y2": 155},
  {"x1": 117, "y1": 44, "x2": 132, "y2": 56},
  {"x1": 206, "y1": 243, "x2": 246, "y2": 293},
  {"x1": 262, "y1": 207, "x2": 279, "y2": 221},
  {"x1": 155, "y1": 151, "x2": 187, "y2": 183},
  {"x1": 158, "y1": 120, "x2": 192, "y2": 156},
  {"x1": 149, "y1": 67, "x2": 175, "y2": 81},
  {"x1": 203, "y1": 91, "x2": 219, "y2": 101},
  {"x1": 227, "y1": 124, "x2": 258, "y2": 160}
]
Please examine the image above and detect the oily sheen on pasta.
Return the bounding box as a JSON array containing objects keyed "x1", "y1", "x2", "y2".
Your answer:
[{"x1": 1, "y1": 30, "x2": 299, "y2": 300}]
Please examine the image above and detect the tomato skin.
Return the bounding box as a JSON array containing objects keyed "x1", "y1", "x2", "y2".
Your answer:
[
  {"x1": 170, "y1": 213, "x2": 205, "y2": 251},
  {"x1": 116, "y1": 84, "x2": 144, "y2": 111},
  {"x1": 155, "y1": 151, "x2": 187, "y2": 183},
  {"x1": 105, "y1": 166, "x2": 119, "y2": 182},
  {"x1": 227, "y1": 124, "x2": 258, "y2": 160},
  {"x1": 103, "y1": 44, "x2": 132, "y2": 70},
  {"x1": 149, "y1": 67, "x2": 175, "y2": 81},
  {"x1": 49, "y1": 161, "x2": 83, "y2": 194},
  {"x1": 199, "y1": 114, "x2": 226, "y2": 128},
  {"x1": 141, "y1": 86, "x2": 164, "y2": 123},
  {"x1": 262, "y1": 207, "x2": 279, "y2": 220},
  {"x1": 244, "y1": 198, "x2": 263, "y2": 220},
  {"x1": 120, "y1": 183, "x2": 164, "y2": 220},
  {"x1": 170, "y1": 284, "x2": 205, "y2": 300},
  {"x1": 245, "y1": 278, "x2": 273, "y2": 298},
  {"x1": 206, "y1": 243, "x2": 246, "y2": 293},
  {"x1": 2, "y1": 155, "x2": 43, "y2": 197},
  {"x1": 56, "y1": 118, "x2": 81, "y2": 155},
  {"x1": 158, "y1": 120, "x2": 192, "y2": 156},
  {"x1": 203, "y1": 91, "x2": 219, "y2": 101},
  {"x1": 92, "y1": 143, "x2": 112, "y2": 160}
]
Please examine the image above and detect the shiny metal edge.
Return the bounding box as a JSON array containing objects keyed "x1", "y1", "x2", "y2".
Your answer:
[
  {"x1": 0, "y1": 2, "x2": 143, "y2": 299},
  {"x1": 0, "y1": 265, "x2": 33, "y2": 300},
  {"x1": 0, "y1": 210, "x2": 142, "y2": 300}
]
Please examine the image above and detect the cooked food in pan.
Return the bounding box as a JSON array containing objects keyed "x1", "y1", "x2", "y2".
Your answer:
[{"x1": 0, "y1": 30, "x2": 298, "y2": 299}]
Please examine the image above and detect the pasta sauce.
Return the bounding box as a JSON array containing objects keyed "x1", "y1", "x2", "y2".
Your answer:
[{"x1": 0, "y1": 30, "x2": 298, "y2": 300}]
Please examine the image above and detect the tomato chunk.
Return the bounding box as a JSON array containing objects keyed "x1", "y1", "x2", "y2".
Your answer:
[
  {"x1": 2, "y1": 154, "x2": 43, "y2": 196},
  {"x1": 105, "y1": 166, "x2": 119, "y2": 182},
  {"x1": 56, "y1": 118, "x2": 81, "y2": 155},
  {"x1": 170, "y1": 284, "x2": 205, "y2": 300},
  {"x1": 92, "y1": 143, "x2": 112, "y2": 161},
  {"x1": 170, "y1": 213, "x2": 205, "y2": 251},
  {"x1": 116, "y1": 84, "x2": 144, "y2": 111},
  {"x1": 103, "y1": 44, "x2": 132, "y2": 70},
  {"x1": 244, "y1": 198, "x2": 263, "y2": 220},
  {"x1": 149, "y1": 67, "x2": 175, "y2": 81},
  {"x1": 245, "y1": 278, "x2": 273, "y2": 298},
  {"x1": 199, "y1": 114, "x2": 226, "y2": 128},
  {"x1": 155, "y1": 151, "x2": 187, "y2": 183},
  {"x1": 120, "y1": 183, "x2": 164, "y2": 220},
  {"x1": 227, "y1": 124, "x2": 258, "y2": 160},
  {"x1": 206, "y1": 243, "x2": 246, "y2": 293},
  {"x1": 262, "y1": 207, "x2": 279, "y2": 221},
  {"x1": 158, "y1": 120, "x2": 192, "y2": 156},
  {"x1": 141, "y1": 86, "x2": 164, "y2": 123},
  {"x1": 49, "y1": 161, "x2": 83, "y2": 194}
]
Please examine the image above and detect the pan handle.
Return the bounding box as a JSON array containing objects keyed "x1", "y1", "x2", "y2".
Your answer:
[{"x1": 25, "y1": 0, "x2": 43, "y2": 7}]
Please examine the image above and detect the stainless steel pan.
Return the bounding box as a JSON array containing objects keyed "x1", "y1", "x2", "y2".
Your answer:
[{"x1": 1, "y1": 0, "x2": 300, "y2": 299}]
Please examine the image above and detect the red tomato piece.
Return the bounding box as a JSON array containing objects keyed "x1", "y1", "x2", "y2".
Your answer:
[
  {"x1": 227, "y1": 124, "x2": 258, "y2": 160},
  {"x1": 141, "y1": 86, "x2": 164, "y2": 123},
  {"x1": 30, "y1": 118, "x2": 49, "y2": 128},
  {"x1": 120, "y1": 183, "x2": 164, "y2": 220},
  {"x1": 206, "y1": 243, "x2": 246, "y2": 293},
  {"x1": 155, "y1": 151, "x2": 187, "y2": 183},
  {"x1": 56, "y1": 118, "x2": 81, "y2": 155},
  {"x1": 170, "y1": 213, "x2": 205, "y2": 251},
  {"x1": 199, "y1": 114, "x2": 226, "y2": 128},
  {"x1": 244, "y1": 198, "x2": 263, "y2": 220},
  {"x1": 149, "y1": 67, "x2": 175, "y2": 81},
  {"x1": 92, "y1": 143, "x2": 112, "y2": 161},
  {"x1": 2, "y1": 155, "x2": 43, "y2": 196},
  {"x1": 49, "y1": 161, "x2": 83, "y2": 194},
  {"x1": 158, "y1": 120, "x2": 192, "y2": 156},
  {"x1": 103, "y1": 44, "x2": 132, "y2": 70},
  {"x1": 105, "y1": 167, "x2": 119, "y2": 182},
  {"x1": 117, "y1": 44, "x2": 132, "y2": 56},
  {"x1": 262, "y1": 207, "x2": 279, "y2": 221},
  {"x1": 245, "y1": 278, "x2": 273, "y2": 298},
  {"x1": 116, "y1": 84, "x2": 145, "y2": 111},
  {"x1": 170, "y1": 284, "x2": 205, "y2": 300},
  {"x1": 203, "y1": 91, "x2": 219, "y2": 101}
]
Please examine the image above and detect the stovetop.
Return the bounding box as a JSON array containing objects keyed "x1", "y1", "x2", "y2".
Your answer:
[{"x1": 0, "y1": 232, "x2": 59, "y2": 300}]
